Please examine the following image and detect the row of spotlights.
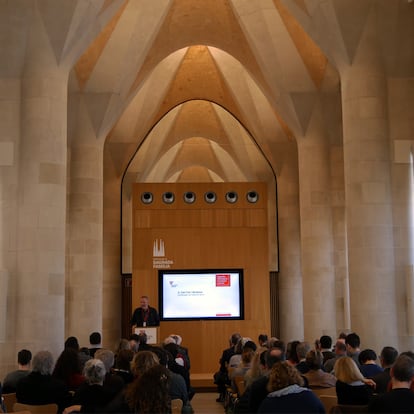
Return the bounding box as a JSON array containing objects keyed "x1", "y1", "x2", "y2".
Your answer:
[{"x1": 140, "y1": 190, "x2": 259, "y2": 205}]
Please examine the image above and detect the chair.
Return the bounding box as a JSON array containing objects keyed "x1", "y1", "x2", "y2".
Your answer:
[
  {"x1": 312, "y1": 387, "x2": 336, "y2": 397},
  {"x1": 318, "y1": 394, "x2": 338, "y2": 414},
  {"x1": 330, "y1": 404, "x2": 369, "y2": 413},
  {"x1": 171, "y1": 398, "x2": 183, "y2": 414},
  {"x1": 233, "y1": 375, "x2": 246, "y2": 396},
  {"x1": 13, "y1": 403, "x2": 58, "y2": 414},
  {"x1": 3, "y1": 393, "x2": 17, "y2": 413}
]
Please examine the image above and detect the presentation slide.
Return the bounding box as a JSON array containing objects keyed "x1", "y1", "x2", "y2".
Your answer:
[{"x1": 161, "y1": 271, "x2": 242, "y2": 319}]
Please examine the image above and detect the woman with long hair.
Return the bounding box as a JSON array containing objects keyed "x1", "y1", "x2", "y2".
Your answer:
[{"x1": 334, "y1": 356, "x2": 375, "y2": 405}]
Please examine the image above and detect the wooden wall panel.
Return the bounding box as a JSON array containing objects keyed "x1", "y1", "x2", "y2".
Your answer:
[{"x1": 132, "y1": 182, "x2": 270, "y2": 375}]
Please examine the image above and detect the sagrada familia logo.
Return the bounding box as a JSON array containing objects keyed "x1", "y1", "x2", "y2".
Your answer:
[{"x1": 153, "y1": 239, "x2": 173, "y2": 268}]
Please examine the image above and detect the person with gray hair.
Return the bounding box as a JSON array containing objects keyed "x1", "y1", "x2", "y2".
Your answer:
[
  {"x1": 16, "y1": 350, "x2": 70, "y2": 410},
  {"x1": 95, "y1": 349, "x2": 125, "y2": 398},
  {"x1": 295, "y1": 342, "x2": 311, "y2": 374},
  {"x1": 65, "y1": 359, "x2": 116, "y2": 414}
]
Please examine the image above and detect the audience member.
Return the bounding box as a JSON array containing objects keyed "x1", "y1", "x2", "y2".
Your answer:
[
  {"x1": 371, "y1": 346, "x2": 399, "y2": 394},
  {"x1": 303, "y1": 350, "x2": 336, "y2": 388},
  {"x1": 369, "y1": 354, "x2": 414, "y2": 412},
  {"x1": 230, "y1": 342, "x2": 256, "y2": 390},
  {"x1": 136, "y1": 332, "x2": 152, "y2": 351},
  {"x1": 88, "y1": 332, "x2": 102, "y2": 358},
  {"x1": 95, "y1": 349, "x2": 125, "y2": 398},
  {"x1": 214, "y1": 332, "x2": 241, "y2": 402},
  {"x1": 151, "y1": 346, "x2": 190, "y2": 406},
  {"x1": 245, "y1": 348, "x2": 268, "y2": 388},
  {"x1": 65, "y1": 359, "x2": 114, "y2": 414},
  {"x1": 65, "y1": 336, "x2": 91, "y2": 369},
  {"x1": 319, "y1": 335, "x2": 335, "y2": 364},
  {"x1": 16, "y1": 350, "x2": 70, "y2": 411},
  {"x1": 228, "y1": 338, "x2": 245, "y2": 368},
  {"x1": 345, "y1": 332, "x2": 361, "y2": 367},
  {"x1": 295, "y1": 342, "x2": 311, "y2": 374},
  {"x1": 324, "y1": 340, "x2": 347, "y2": 373},
  {"x1": 125, "y1": 364, "x2": 170, "y2": 414},
  {"x1": 248, "y1": 347, "x2": 286, "y2": 412},
  {"x1": 112, "y1": 349, "x2": 134, "y2": 385},
  {"x1": 257, "y1": 361, "x2": 325, "y2": 413},
  {"x1": 128, "y1": 334, "x2": 140, "y2": 353},
  {"x1": 359, "y1": 349, "x2": 383, "y2": 378},
  {"x1": 2, "y1": 349, "x2": 32, "y2": 393},
  {"x1": 286, "y1": 340, "x2": 300, "y2": 366},
  {"x1": 52, "y1": 348, "x2": 85, "y2": 391},
  {"x1": 334, "y1": 356, "x2": 374, "y2": 405},
  {"x1": 257, "y1": 334, "x2": 268, "y2": 351}
]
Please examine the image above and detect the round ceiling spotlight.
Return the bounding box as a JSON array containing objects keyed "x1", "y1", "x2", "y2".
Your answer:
[
  {"x1": 162, "y1": 191, "x2": 175, "y2": 204},
  {"x1": 141, "y1": 192, "x2": 153, "y2": 204},
  {"x1": 204, "y1": 191, "x2": 217, "y2": 204},
  {"x1": 225, "y1": 191, "x2": 238, "y2": 204},
  {"x1": 246, "y1": 190, "x2": 259, "y2": 203},
  {"x1": 183, "y1": 191, "x2": 196, "y2": 204}
]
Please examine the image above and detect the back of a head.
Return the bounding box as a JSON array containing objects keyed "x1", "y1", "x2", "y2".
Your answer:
[
  {"x1": 267, "y1": 362, "x2": 304, "y2": 392},
  {"x1": 131, "y1": 350, "x2": 159, "y2": 377},
  {"x1": 65, "y1": 336, "x2": 80, "y2": 351},
  {"x1": 89, "y1": 331, "x2": 101, "y2": 345},
  {"x1": 150, "y1": 346, "x2": 169, "y2": 367},
  {"x1": 345, "y1": 332, "x2": 360, "y2": 349},
  {"x1": 334, "y1": 356, "x2": 363, "y2": 383},
  {"x1": 380, "y1": 346, "x2": 398, "y2": 366},
  {"x1": 231, "y1": 333, "x2": 242, "y2": 346},
  {"x1": 95, "y1": 349, "x2": 114, "y2": 372},
  {"x1": 18, "y1": 349, "x2": 32, "y2": 366},
  {"x1": 32, "y1": 350, "x2": 54, "y2": 375},
  {"x1": 266, "y1": 347, "x2": 285, "y2": 367},
  {"x1": 84, "y1": 358, "x2": 106, "y2": 385},
  {"x1": 306, "y1": 350, "x2": 323, "y2": 370},
  {"x1": 358, "y1": 349, "x2": 377, "y2": 364},
  {"x1": 258, "y1": 334, "x2": 268, "y2": 345},
  {"x1": 243, "y1": 340, "x2": 257, "y2": 353},
  {"x1": 115, "y1": 349, "x2": 134, "y2": 370},
  {"x1": 335, "y1": 341, "x2": 347, "y2": 354},
  {"x1": 320, "y1": 335, "x2": 332, "y2": 349},
  {"x1": 296, "y1": 341, "x2": 311, "y2": 359},
  {"x1": 392, "y1": 354, "x2": 414, "y2": 382}
]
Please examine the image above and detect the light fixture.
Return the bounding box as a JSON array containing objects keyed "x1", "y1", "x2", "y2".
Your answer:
[
  {"x1": 247, "y1": 190, "x2": 259, "y2": 203},
  {"x1": 162, "y1": 191, "x2": 175, "y2": 204},
  {"x1": 183, "y1": 191, "x2": 196, "y2": 204},
  {"x1": 141, "y1": 192, "x2": 153, "y2": 204},
  {"x1": 204, "y1": 191, "x2": 217, "y2": 203},
  {"x1": 225, "y1": 191, "x2": 238, "y2": 203}
]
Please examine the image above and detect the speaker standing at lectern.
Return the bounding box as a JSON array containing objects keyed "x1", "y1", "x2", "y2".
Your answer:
[{"x1": 130, "y1": 295, "x2": 160, "y2": 327}]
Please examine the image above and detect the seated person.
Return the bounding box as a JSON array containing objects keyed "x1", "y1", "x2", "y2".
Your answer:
[
  {"x1": 371, "y1": 346, "x2": 399, "y2": 394},
  {"x1": 65, "y1": 359, "x2": 115, "y2": 414},
  {"x1": 334, "y1": 356, "x2": 375, "y2": 405},
  {"x1": 3, "y1": 349, "x2": 32, "y2": 393},
  {"x1": 369, "y1": 354, "x2": 414, "y2": 412},
  {"x1": 52, "y1": 348, "x2": 85, "y2": 391},
  {"x1": 95, "y1": 349, "x2": 125, "y2": 397},
  {"x1": 358, "y1": 349, "x2": 383, "y2": 378},
  {"x1": 16, "y1": 350, "x2": 70, "y2": 411},
  {"x1": 303, "y1": 350, "x2": 336, "y2": 388},
  {"x1": 258, "y1": 361, "x2": 325, "y2": 413}
]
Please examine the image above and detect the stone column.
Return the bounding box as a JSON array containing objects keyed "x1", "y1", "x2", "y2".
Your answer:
[
  {"x1": 297, "y1": 124, "x2": 336, "y2": 342},
  {"x1": 16, "y1": 26, "x2": 68, "y2": 354},
  {"x1": 66, "y1": 96, "x2": 104, "y2": 346},
  {"x1": 277, "y1": 143, "x2": 304, "y2": 341},
  {"x1": 341, "y1": 15, "x2": 398, "y2": 349}
]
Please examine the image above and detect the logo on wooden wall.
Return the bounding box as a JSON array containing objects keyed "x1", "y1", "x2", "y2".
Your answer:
[{"x1": 153, "y1": 238, "x2": 173, "y2": 269}]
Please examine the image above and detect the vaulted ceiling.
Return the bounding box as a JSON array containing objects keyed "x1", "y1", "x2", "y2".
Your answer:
[{"x1": 62, "y1": 0, "x2": 413, "y2": 187}]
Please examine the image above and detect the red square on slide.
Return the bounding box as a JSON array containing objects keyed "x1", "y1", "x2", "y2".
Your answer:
[{"x1": 216, "y1": 274, "x2": 230, "y2": 286}]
